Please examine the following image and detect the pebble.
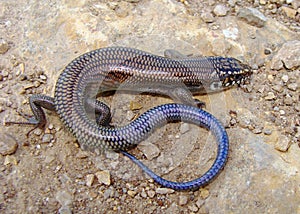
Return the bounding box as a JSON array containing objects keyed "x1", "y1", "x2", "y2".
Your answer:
[
  {"x1": 188, "y1": 204, "x2": 199, "y2": 212},
  {"x1": 40, "y1": 74, "x2": 47, "y2": 80},
  {"x1": 86, "y1": 174, "x2": 95, "y2": 187},
  {"x1": 283, "y1": 96, "x2": 293, "y2": 105},
  {"x1": 140, "y1": 189, "x2": 147, "y2": 198},
  {"x1": 199, "y1": 188, "x2": 210, "y2": 199},
  {"x1": 55, "y1": 190, "x2": 73, "y2": 207},
  {"x1": 137, "y1": 142, "x2": 160, "y2": 160},
  {"x1": 252, "y1": 128, "x2": 262, "y2": 134},
  {"x1": 0, "y1": 133, "x2": 18, "y2": 155},
  {"x1": 95, "y1": 170, "x2": 111, "y2": 185},
  {"x1": 263, "y1": 129, "x2": 272, "y2": 135},
  {"x1": 237, "y1": 7, "x2": 267, "y2": 27},
  {"x1": 76, "y1": 150, "x2": 89, "y2": 159},
  {"x1": 281, "y1": 75, "x2": 289, "y2": 83},
  {"x1": 272, "y1": 85, "x2": 283, "y2": 93},
  {"x1": 147, "y1": 190, "x2": 156, "y2": 198},
  {"x1": 287, "y1": 83, "x2": 297, "y2": 91},
  {"x1": 201, "y1": 11, "x2": 215, "y2": 23},
  {"x1": 178, "y1": 195, "x2": 188, "y2": 205},
  {"x1": 264, "y1": 92, "x2": 276, "y2": 100},
  {"x1": 259, "y1": 0, "x2": 267, "y2": 5},
  {"x1": 127, "y1": 190, "x2": 137, "y2": 197},
  {"x1": 213, "y1": 4, "x2": 229, "y2": 17},
  {"x1": 0, "y1": 39, "x2": 9, "y2": 54},
  {"x1": 275, "y1": 135, "x2": 291, "y2": 152},
  {"x1": 103, "y1": 187, "x2": 114, "y2": 199},
  {"x1": 4, "y1": 155, "x2": 18, "y2": 165},
  {"x1": 41, "y1": 133, "x2": 54, "y2": 143},
  {"x1": 155, "y1": 188, "x2": 175, "y2": 194}
]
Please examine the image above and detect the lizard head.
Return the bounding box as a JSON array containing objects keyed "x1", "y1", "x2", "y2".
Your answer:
[{"x1": 209, "y1": 57, "x2": 253, "y2": 91}]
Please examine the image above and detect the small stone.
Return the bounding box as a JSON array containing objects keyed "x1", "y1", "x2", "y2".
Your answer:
[
  {"x1": 275, "y1": 135, "x2": 291, "y2": 152},
  {"x1": 147, "y1": 190, "x2": 156, "y2": 198},
  {"x1": 86, "y1": 174, "x2": 95, "y2": 187},
  {"x1": 259, "y1": 0, "x2": 267, "y2": 5},
  {"x1": 267, "y1": 74, "x2": 274, "y2": 81},
  {"x1": 95, "y1": 170, "x2": 111, "y2": 185},
  {"x1": 279, "y1": 109, "x2": 285, "y2": 115},
  {"x1": 188, "y1": 204, "x2": 199, "y2": 212},
  {"x1": 263, "y1": 129, "x2": 272, "y2": 135},
  {"x1": 156, "y1": 188, "x2": 175, "y2": 194},
  {"x1": 76, "y1": 150, "x2": 89, "y2": 159},
  {"x1": 264, "y1": 92, "x2": 276, "y2": 100},
  {"x1": 201, "y1": 11, "x2": 215, "y2": 23},
  {"x1": 283, "y1": 96, "x2": 293, "y2": 105},
  {"x1": 252, "y1": 128, "x2": 262, "y2": 134},
  {"x1": 127, "y1": 190, "x2": 137, "y2": 197},
  {"x1": 130, "y1": 101, "x2": 143, "y2": 110},
  {"x1": 287, "y1": 83, "x2": 298, "y2": 91},
  {"x1": 228, "y1": 0, "x2": 237, "y2": 7},
  {"x1": 281, "y1": 75, "x2": 289, "y2": 83},
  {"x1": 40, "y1": 74, "x2": 47, "y2": 80},
  {"x1": 137, "y1": 142, "x2": 160, "y2": 160},
  {"x1": 2, "y1": 70, "x2": 9, "y2": 77},
  {"x1": 281, "y1": 6, "x2": 297, "y2": 18},
  {"x1": 199, "y1": 188, "x2": 210, "y2": 199},
  {"x1": 272, "y1": 85, "x2": 283, "y2": 93},
  {"x1": 141, "y1": 189, "x2": 147, "y2": 198},
  {"x1": 41, "y1": 133, "x2": 54, "y2": 143},
  {"x1": 237, "y1": 7, "x2": 267, "y2": 27},
  {"x1": 55, "y1": 190, "x2": 73, "y2": 207},
  {"x1": 0, "y1": 39, "x2": 9, "y2": 54},
  {"x1": 213, "y1": 4, "x2": 229, "y2": 16},
  {"x1": 179, "y1": 195, "x2": 188, "y2": 205},
  {"x1": 4, "y1": 155, "x2": 18, "y2": 165},
  {"x1": 0, "y1": 133, "x2": 18, "y2": 155},
  {"x1": 103, "y1": 187, "x2": 114, "y2": 199}
]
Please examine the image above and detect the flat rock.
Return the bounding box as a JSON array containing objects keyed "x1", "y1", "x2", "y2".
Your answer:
[
  {"x1": 237, "y1": 7, "x2": 267, "y2": 27},
  {"x1": 271, "y1": 40, "x2": 300, "y2": 70}
]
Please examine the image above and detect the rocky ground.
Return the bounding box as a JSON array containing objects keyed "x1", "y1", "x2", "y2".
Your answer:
[{"x1": 0, "y1": 0, "x2": 299, "y2": 213}]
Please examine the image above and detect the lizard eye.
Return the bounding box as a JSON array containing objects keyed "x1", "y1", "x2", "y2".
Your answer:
[{"x1": 209, "y1": 81, "x2": 223, "y2": 91}]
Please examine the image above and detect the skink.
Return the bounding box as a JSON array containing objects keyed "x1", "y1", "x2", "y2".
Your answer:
[{"x1": 8, "y1": 47, "x2": 252, "y2": 190}]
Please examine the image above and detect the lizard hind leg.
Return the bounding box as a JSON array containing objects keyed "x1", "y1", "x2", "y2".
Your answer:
[{"x1": 5, "y1": 94, "x2": 56, "y2": 136}]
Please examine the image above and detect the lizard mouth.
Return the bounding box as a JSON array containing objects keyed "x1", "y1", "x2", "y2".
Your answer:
[{"x1": 221, "y1": 62, "x2": 252, "y2": 87}]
